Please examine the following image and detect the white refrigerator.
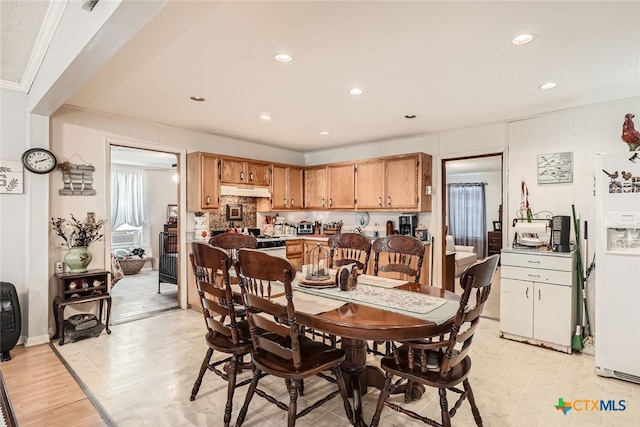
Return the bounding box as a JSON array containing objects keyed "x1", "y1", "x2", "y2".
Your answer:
[{"x1": 595, "y1": 152, "x2": 640, "y2": 384}]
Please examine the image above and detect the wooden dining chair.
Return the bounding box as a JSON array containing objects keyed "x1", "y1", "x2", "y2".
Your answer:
[
  {"x1": 234, "y1": 249, "x2": 354, "y2": 427},
  {"x1": 189, "y1": 242, "x2": 258, "y2": 427},
  {"x1": 328, "y1": 232, "x2": 372, "y2": 274},
  {"x1": 370, "y1": 235, "x2": 426, "y2": 354},
  {"x1": 372, "y1": 235, "x2": 425, "y2": 283},
  {"x1": 370, "y1": 254, "x2": 500, "y2": 427},
  {"x1": 208, "y1": 232, "x2": 258, "y2": 272}
]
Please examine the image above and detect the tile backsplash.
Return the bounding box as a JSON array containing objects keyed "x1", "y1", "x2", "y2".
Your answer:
[{"x1": 206, "y1": 196, "x2": 257, "y2": 230}]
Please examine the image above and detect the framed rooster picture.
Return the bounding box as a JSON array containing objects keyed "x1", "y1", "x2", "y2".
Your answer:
[{"x1": 537, "y1": 152, "x2": 573, "y2": 184}]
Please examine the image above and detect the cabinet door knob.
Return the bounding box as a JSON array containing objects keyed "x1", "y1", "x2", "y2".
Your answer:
[
  {"x1": 249, "y1": 172, "x2": 254, "y2": 181},
  {"x1": 525, "y1": 287, "x2": 529, "y2": 298},
  {"x1": 284, "y1": 198, "x2": 287, "y2": 207},
  {"x1": 528, "y1": 260, "x2": 540, "y2": 264},
  {"x1": 378, "y1": 197, "x2": 382, "y2": 206},
  {"x1": 329, "y1": 198, "x2": 333, "y2": 207},
  {"x1": 387, "y1": 196, "x2": 391, "y2": 206},
  {"x1": 291, "y1": 199, "x2": 294, "y2": 207},
  {"x1": 206, "y1": 195, "x2": 210, "y2": 205},
  {"x1": 240, "y1": 171, "x2": 244, "y2": 180},
  {"x1": 538, "y1": 289, "x2": 541, "y2": 300},
  {"x1": 322, "y1": 198, "x2": 325, "y2": 207}
]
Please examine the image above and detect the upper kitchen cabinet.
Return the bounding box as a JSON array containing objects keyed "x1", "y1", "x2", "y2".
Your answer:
[
  {"x1": 186, "y1": 152, "x2": 220, "y2": 211},
  {"x1": 305, "y1": 166, "x2": 328, "y2": 209},
  {"x1": 327, "y1": 163, "x2": 356, "y2": 209},
  {"x1": 355, "y1": 159, "x2": 385, "y2": 209},
  {"x1": 270, "y1": 165, "x2": 304, "y2": 210},
  {"x1": 219, "y1": 157, "x2": 270, "y2": 186},
  {"x1": 305, "y1": 164, "x2": 356, "y2": 210},
  {"x1": 356, "y1": 153, "x2": 432, "y2": 212}
]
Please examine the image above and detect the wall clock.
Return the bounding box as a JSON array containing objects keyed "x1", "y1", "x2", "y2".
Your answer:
[{"x1": 21, "y1": 148, "x2": 57, "y2": 174}]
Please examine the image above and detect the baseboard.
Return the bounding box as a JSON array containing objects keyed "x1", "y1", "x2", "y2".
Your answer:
[{"x1": 25, "y1": 334, "x2": 51, "y2": 347}]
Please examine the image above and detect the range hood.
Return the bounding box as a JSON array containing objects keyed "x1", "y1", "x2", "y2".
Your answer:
[{"x1": 220, "y1": 185, "x2": 271, "y2": 198}]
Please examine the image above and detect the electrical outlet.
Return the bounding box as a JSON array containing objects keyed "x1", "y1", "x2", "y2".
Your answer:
[{"x1": 55, "y1": 262, "x2": 64, "y2": 274}]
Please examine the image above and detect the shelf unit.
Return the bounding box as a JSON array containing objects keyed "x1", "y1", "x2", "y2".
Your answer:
[{"x1": 53, "y1": 269, "x2": 112, "y2": 345}]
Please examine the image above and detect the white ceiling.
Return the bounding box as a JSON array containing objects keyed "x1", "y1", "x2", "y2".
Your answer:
[{"x1": 3, "y1": 1, "x2": 640, "y2": 153}]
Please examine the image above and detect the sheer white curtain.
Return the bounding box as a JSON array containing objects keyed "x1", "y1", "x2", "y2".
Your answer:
[
  {"x1": 111, "y1": 170, "x2": 152, "y2": 255},
  {"x1": 447, "y1": 183, "x2": 487, "y2": 258}
]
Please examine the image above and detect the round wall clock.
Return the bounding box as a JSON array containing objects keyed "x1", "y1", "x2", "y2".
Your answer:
[
  {"x1": 355, "y1": 211, "x2": 370, "y2": 227},
  {"x1": 21, "y1": 148, "x2": 57, "y2": 174}
]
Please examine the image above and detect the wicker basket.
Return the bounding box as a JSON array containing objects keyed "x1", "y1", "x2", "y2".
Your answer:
[
  {"x1": 323, "y1": 227, "x2": 342, "y2": 235},
  {"x1": 118, "y1": 258, "x2": 146, "y2": 275}
]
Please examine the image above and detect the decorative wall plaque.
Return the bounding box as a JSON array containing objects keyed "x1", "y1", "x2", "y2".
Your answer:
[
  {"x1": 537, "y1": 152, "x2": 573, "y2": 184},
  {"x1": 0, "y1": 160, "x2": 24, "y2": 194}
]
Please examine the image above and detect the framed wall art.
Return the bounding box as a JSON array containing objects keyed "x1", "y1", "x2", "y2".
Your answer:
[
  {"x1": 537, "y1": 152, "x2": 573, "y2": 184},
  {"x1": 0, "y1": 160, "x2": 24, "y2": 194}
]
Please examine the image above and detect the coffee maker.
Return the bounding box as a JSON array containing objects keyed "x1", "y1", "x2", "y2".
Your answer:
[{"x1": 399, "y1": 214, "x2": 417, "y2": 237}]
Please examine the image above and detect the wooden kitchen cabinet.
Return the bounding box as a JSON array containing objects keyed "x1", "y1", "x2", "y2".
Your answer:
[
  {"x1": 305, "y1": 166, "x2": 328, "y2": 209},
  {"x1": 186, "y1": 152, "x2": 220, "y2": 211},
  {"x1": 327, "y1": 163, "x2": 355, "y2": 209},
  {"x1": 270, "y1": 165, "x2": 304, "y2": 210},
  {"x1": 499, "y1": 249, "x2": 576, "y2": 353},
  {"x1": 286, "y1": 239, "x2": 304, "y2": 270},
  {"x1": 355, "y1": 160, "x2": 385, "y2": 209},
  {"x1": 220, "y1": 157, "x2": 270, "y2": 186},
  {"x1": 305, "y1": 164, "x2": 355, "y2": 210},
  {"x1": 355, "y1": 153, "x2": 432, "y2": 212}
]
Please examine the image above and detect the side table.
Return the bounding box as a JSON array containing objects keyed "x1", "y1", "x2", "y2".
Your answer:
[{"x1": 53, "y1": 269, "x2": 112, "y2": 345}]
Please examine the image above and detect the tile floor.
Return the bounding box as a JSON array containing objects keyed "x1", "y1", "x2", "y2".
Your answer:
[{"x1": 54, "y1": 309, "x2": 639, "y2": 427}]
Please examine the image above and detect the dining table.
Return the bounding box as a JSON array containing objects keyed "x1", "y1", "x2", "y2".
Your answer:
[{"x1": 282, "y1": 273, "x2": 461, "y2": 427}]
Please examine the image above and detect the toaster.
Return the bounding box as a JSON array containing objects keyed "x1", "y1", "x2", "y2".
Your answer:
[{"x1": 297, "y1": 223, "x2": 313, "y2": 235}]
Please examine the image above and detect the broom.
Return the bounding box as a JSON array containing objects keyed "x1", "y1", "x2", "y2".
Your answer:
[{"x1": 571, "y1": 205, "x2": 584, "y2": 351}]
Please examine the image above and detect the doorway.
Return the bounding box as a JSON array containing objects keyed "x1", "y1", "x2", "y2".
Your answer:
[
  {"x1": 441, "y1": 153, "x2": 503, "y2": 320},
  {"x1": 110, "y1": 146, "x2": 180, "y2": 323}
]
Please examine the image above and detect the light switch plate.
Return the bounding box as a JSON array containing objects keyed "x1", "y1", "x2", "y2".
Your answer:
[{"x1": 55, "y1": 262, "x2": 63, "y2": 274}]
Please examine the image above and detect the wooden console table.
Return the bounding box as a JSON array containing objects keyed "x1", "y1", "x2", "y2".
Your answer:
[{"x1": 53, "y1": 269, "x2": 112, "y2": 345}]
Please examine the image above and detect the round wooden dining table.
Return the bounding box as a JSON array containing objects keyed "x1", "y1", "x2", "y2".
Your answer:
[{"x1": 295, "y1": 283, "x2": 459, "y2": 427}]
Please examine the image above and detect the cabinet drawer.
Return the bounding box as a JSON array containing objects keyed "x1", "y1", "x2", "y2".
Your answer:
[
  {"x1": 501, "y1": 252, "x2": 573, "y2": 271},
  {"x1": 501, "y1": 265, "x2": 573, "y2": 286},
  {"x1": 286, "y1": 241, "x2": 304, "y2": 256}
]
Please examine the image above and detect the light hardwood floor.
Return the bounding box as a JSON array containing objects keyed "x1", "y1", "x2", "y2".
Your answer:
[{"x1": 1, "y1": 344, "x2": 109, "y2": 426}]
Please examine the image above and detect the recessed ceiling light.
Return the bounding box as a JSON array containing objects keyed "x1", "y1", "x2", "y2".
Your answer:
[
  {"x1": 259, "y1": 115, "x2": 272, "y2": 120},
  {"x1": 274, "y1": 53, "x2": 293, "y2": 63},
  {"x1": 349, "y1": 88, "x2": 363, "y2": 95},
  {"x1": 405, "y1": 114, "x2": 417, "y2": 119},
  {"x1": 319, "y1": 131, "x2": 330, "y2": 135},
  {"x1": 511, "y1": 33, "x2": 535, "y2": 45},
  {"x1": 539, "y1": 82, "x2": 557, "y2": 90},
  {"x1": 190, "y1": 96, "x2": 205, "y2": 102}
]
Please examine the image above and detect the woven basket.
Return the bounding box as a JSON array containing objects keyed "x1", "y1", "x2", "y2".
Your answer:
[
  {"x1": 323, "y1": 227, "x2": 342, "y2": 235},
  {"x1": 118, "y1": 258, "x2": 146, "y2": 275}
]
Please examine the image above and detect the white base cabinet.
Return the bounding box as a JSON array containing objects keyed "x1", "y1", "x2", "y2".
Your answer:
[{"x1": 499, "y1": 249, "x2": 576, "y2": 353}]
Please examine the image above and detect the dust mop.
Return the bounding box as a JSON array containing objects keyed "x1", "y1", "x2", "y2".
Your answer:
[
  {"x1": 581, "y1": 221, "x2": 594, "y2": 349},
  {"x1": 571, "y1": 205, "x2": 584, "y2": 351}
]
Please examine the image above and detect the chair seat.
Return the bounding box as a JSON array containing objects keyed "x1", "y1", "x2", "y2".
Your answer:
[
  {"x1": 205, "y1": 321, "x2": 253, "y2": 354},
  {"x1": 380, "y1": 345, "x2": 472, "y2": 389},
  {"x1": 253, "y1": 335, "x2": 346, "y2": 379}
]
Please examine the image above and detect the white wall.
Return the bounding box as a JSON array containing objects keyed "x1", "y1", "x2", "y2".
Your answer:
[
  {"x1": 147, "y1": 169, "x2": 178, "y2": 256},
  {"x1": 0, "y1": 88, "x2": 29, "y2": 344}
]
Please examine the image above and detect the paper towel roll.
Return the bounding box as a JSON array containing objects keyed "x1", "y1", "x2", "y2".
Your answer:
[{"x1": 514, "y1": 222, "x2": 548, "y2": 234}]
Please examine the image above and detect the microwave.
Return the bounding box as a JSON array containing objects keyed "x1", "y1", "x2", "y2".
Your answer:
[{"x1": 297, "y1": 223, "x2": 313, "y2": 234}]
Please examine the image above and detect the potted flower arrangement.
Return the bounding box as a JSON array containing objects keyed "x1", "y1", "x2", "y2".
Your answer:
[{"x1": 51, "y1": 213, "x2": 106, "y2": 273}]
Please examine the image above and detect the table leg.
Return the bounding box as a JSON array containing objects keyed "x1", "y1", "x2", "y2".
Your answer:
[
  {"x1": 55, "y1": 297, "x2": 66, "y2": 346},
  {"x1": 105, "y1": 296, "x2": 112, "y2": 334},
  {"x1": 52, "y1": 297, "x2": 61, "y2": 339},
  {"x1": 340, "y1": 338, "x2": 369, "y2": 427}
]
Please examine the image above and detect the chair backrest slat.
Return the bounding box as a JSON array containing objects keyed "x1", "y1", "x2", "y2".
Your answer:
[
  {"x1": 372, "y1": 235, "x2": 425, "y2": 283},
  {"x1": 237, "y1": 249, "x2": 302, "y2": 369},
  {"x1": 328, "y1": 233, "x2": 372, "y2": 273}
]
